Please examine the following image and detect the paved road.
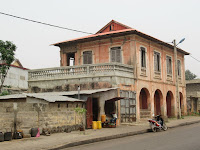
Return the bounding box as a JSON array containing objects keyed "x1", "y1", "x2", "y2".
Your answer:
[{"x1": 64, "y1": 123, "x2": 200, "y2": 150}]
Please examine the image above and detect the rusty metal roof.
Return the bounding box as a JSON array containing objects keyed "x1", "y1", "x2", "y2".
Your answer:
[{"x1": 0, "y1": 88, "x2": 118, "y2": 102}]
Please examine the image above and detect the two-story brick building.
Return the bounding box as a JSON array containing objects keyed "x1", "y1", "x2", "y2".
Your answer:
[{"x1": 28, "y1": 20, "x2": 189, "y2": 126}]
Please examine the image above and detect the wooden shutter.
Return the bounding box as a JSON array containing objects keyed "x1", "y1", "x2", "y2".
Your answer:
[
  {"x1": 177, "y1": 60, "x2": 181, "y2": 76},
  {"x1": 166, "y1": 56, "x2": 170, "y2": 74},
  {"x1": 116, "y1": 48, "x2": 121, "y2": 63},
  {"x1": 111, "y1": 49, "x2": 116, "y2": 62},
  {"x1": 169, "y1": 57, "x2": 172, "y2": 74},
  {"x1": 141, "y1": 47, "x2": 146, "y2": 67},
  {"x1": 157, "y1": 53, "x2": 160, "y2": 71},
  {"x1": 83, "y1": 51, "x2": 92, "y2": 64},
  {"x1": 111, "y1": 47, "x2": 121, "y2": 63},
  {"x1": 154, "y1": 52, "x2": 157, "y2": 71}
]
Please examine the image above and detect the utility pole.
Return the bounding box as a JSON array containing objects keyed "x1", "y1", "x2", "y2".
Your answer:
[{"x1": 173, "y1": 39, "x2": 181, "y2": 119}]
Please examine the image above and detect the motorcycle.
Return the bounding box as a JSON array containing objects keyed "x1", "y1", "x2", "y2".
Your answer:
[{"x1": 148, "y1": 115, "x2": 167, "y2": 132}]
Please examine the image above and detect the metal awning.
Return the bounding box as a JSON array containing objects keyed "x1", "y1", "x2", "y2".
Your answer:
[{"x1": 106, "y1": 97, "x2": 124, "y2": 101}]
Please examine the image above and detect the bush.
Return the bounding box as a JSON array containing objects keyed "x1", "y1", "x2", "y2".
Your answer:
[{"x1": 0, "y1": 90, "x2": 9, "y2": 96}]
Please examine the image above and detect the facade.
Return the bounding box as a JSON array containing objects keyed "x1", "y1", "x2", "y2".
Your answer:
[
  {"x1": 28, "y1": 20, "x2": 189, "y2": 124},
  {"x1": 1, "y1": 59, "x2": 28, "y2": 93},
  {"x1": 186, "y1": 79, "x2": 200, "y2": 113}
]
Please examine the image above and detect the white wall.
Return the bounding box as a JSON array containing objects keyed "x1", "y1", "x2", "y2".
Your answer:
[{"x1": 3, "y1": 66, "x2": 28, "y2": 89}]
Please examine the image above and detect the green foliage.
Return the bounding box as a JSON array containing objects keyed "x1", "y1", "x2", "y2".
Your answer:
[
  {"x1": 0, "y1": 90, "x2": 9, "y2": 96},
  {"x1": 0, "y1": 40, "x2": 16, "y2": 91},
  {"x1": 185, "y1": 69, "x2": 197, "y2": 80},
  {"x1": 75, "y1": 107, "x2": 87, "y2": 114}
]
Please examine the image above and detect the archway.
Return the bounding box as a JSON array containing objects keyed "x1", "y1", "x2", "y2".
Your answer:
[
  {"x1": 139, "y1": 88, "x2": 150, "y2": 110},
  {"x1": 166, "y1": 91, "x2": 174, "y2": 117},
  {"x1": 179, "y1": 92, "x2": 184, "y2": 115},
  {"x1": 154, "y1": 89, "x2": 163, "y2": 116}
]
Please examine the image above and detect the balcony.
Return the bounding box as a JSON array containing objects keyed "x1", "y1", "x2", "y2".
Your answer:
[{"x1": 28, "y1": 63, "x2": 134, "y2": 92}]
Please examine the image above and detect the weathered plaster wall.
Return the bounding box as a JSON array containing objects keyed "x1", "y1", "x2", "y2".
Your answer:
[{"x1": 4, "y1": 66, "x2": 28, "y2": 89}]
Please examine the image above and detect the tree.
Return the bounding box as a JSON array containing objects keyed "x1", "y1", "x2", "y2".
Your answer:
[
  {"x1": 185, "y1": 69, "x2": 197, "y2": 80},
  {"x1": 0, "y1": 40, "x2": 16, "y2": 92},
  {"x1": 74, "y1": 107, "x2": 87, "y2": 133}
]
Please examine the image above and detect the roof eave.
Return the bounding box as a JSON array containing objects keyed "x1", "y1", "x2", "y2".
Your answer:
[{"x1": 54, "y1": 30, "x2": 189, "y2": 55}]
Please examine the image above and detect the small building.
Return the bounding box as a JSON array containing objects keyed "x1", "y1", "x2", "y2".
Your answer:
[
  {"x1": 1, "y1": 59, "x2": 29, "y2": 93},
  {"x1": 0, "y1": 88, "x2": 130, "y2": 133},
  {"x1": 186, "y1": 79, "x2": 200, "y2": 113},
  {"x1": 0, "y1": 92, "x2": 85, "y2": 134}
]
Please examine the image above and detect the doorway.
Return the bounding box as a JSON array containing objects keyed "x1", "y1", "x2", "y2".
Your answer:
[
  {"x1": 67, "y1": 53, "x2": 75, "y2": 66},
  {"x1": 166, "y1": 91, "x2": 173, "y2": 117},
  {"x1": 154, "y1": 90, "x2": 162, "y2": 116},
  {"x1": 86, "y1": 97, "x2": 99, "y2": 128},
  {"x1": 92, "y1": 98, "x2": 99, "y2": 121}
]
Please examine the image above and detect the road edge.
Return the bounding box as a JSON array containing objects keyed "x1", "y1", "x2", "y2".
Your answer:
[{"x1": 49, "y1": 120, "x2": 200, "y2": 150}]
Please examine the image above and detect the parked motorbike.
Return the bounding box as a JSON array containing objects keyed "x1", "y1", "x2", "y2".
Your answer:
[{"x1": 148, "y1": 115, "x2": 167, "y2": 132}]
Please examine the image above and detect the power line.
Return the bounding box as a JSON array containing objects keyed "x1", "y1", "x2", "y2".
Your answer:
[
  {"x1": 189, "y1": 54, "x2": 200, "y2": 63},
  {"x1": 0, "y1": 11, "x2": 93, "y2": 34}
]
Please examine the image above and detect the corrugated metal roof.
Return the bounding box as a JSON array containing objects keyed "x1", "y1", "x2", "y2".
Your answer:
[
  {"x1": 27, "y1": 94, "x2": 85, "y2": 102},
  {"x1": 0, "y1": 88, "x2": 118, "y2": 102},
  {"x1": 0, "y1": 94, "x2": 26, "y2": 100},
  {"x1": 27, "y1": 87, "x2": 118, "y2": 96}
]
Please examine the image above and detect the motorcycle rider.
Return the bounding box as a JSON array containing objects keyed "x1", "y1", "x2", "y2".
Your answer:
[{"x1": 156, "y1": 115, "x2": 164, "y2": 126}]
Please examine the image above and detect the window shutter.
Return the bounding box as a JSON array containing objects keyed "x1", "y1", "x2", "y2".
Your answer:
[
  {"x1": 169, "y1": 58, "x2": 172, "y2": 74},
  {"x1": 116, "y1": 48, "x2": 121, "y2": 63},
  {"x1": 111, "y1": 49, "x2": 116, "y2": 62},
  {"x1": 154, "y1": 52, "x2": 157, "y2": 71},
  {"x1": 141, "y1": 47, "x2": 146, "y2": 68},
  {"x1": 177, "y1": 60, "x2": 181, "y2": 76},
  {"x1": 83, "y1": 51, "x2": 92, "y2": 64},
  {"x1": 157, "y1": 53, "x2": 160, "y2": 71},
  {"x1": 87, "y1": 51, "x2": 92, "y2": 64},
  {"x1": 83, "y1": 52, "x2": 87, "y2": 64},
  {"x1": 111, "y1": 47, "x2": 121, "y2": 63}
]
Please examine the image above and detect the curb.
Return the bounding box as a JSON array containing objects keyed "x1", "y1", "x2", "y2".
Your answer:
[
  {"x1": 168, "y1": 120, "x2": 200, "y2": 129},
  {"x1": 49, "y1": 120, "x2": 200, "y2": 150}
]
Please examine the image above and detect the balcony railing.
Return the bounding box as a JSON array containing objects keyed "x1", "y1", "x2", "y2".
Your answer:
[{"x1": 28, "y1": 63, "x2": 134, "y2": 81}]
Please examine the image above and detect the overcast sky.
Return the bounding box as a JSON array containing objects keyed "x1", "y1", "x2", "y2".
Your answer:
[{"x1": 0, "y1": 0, "x2": 199, "y2": 77}]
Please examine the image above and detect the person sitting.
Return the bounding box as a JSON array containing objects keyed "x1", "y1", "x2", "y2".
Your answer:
[
  {"x1": 156, "y1": 115, "x2": 164, "y2": 126},
  {"x1": 110, "y1": 112, "x2": 117, "y2": 125}
]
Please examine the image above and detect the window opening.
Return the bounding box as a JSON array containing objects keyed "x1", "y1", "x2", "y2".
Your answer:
[
  {"x1": 166, "y1": 56, "x2": 172, "y2": 74},
  {"x1": 83, "y1": 51, "x2": 92, "y2": 64},
  {"x1": 110, "y1": 47, "x2": 121, "y2": 63},
  {"x1": 141, "y1": 47, "x2": 146, "y2": 68},
  {"x1": 177, "y1": 60, "x2": 181, "y2": 77},
  {"x1": 154, "y1": 52, "x2": 161, "y2": 72},
  {"x1": 66, "y1": 53, "x2": 75, "y2": 66}
]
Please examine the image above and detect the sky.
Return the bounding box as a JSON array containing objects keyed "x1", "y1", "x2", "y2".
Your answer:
[{"x1": 0, "y1": 0, "x2": 200, "y2": 77}]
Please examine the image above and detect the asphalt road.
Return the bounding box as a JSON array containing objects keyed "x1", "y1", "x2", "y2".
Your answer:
[{"x1": 64, "y1": 123, "x2": 200, "y2": 150}]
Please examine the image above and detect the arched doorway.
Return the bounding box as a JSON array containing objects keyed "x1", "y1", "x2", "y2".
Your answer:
[
  {"x1": 179, "y1": 92, "x2": 184, "y2": 115},
  {"x1": 166, "y1": 91, "x2": 174, "y2": 117},
  {"x1": 154, "y1": 89, "x2": 163, "y2": 116},
  {"x1": 139, "y1": 88, "x2": 149, "y2": 110}
]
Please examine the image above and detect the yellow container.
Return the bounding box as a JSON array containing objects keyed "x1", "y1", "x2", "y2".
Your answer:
[
  {"x1": 92, "y1": 121, "x2": 97, "y2": 129},
  {"x1": 97, "y1": 121, "x2": 102, "y2": 129},
  {"x1": 101, "y1": 115, "x2": 106, "y2": 122}
]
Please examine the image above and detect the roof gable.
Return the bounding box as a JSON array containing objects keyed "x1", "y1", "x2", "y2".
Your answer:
[
  {"x1": 12, "y1": 59, "x2": 23, "y2": 68},
  {"x1": 96, "y1": 20, "x2": 132, "y2": 34}
]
